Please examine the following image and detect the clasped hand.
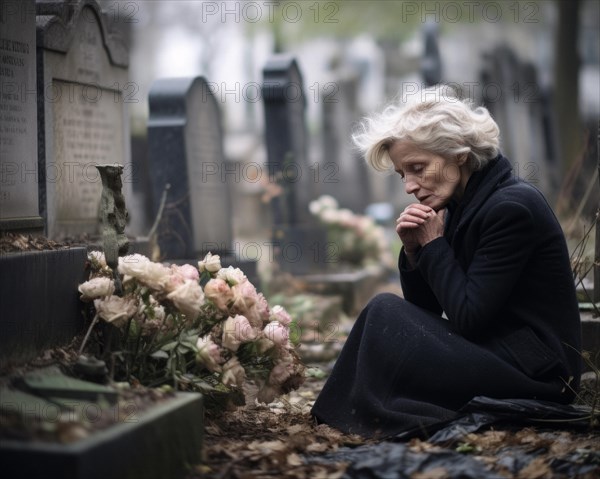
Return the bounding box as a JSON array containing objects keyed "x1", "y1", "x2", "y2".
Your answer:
[{"x1": 396, "y1": 203, "x2": 446, "y2": 254}]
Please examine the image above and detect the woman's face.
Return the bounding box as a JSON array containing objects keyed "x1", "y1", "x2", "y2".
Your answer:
[{"x1": 388, "y1": 141, "x2": 470, "y2": 211}]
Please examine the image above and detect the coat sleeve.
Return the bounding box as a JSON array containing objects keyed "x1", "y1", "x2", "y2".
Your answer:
[
  {"x1": 415, "y1": 200, "x2": 536, "y2": 338},
  {"x1": 399, "y1": 248, "x2": 443, "y2": 315}
]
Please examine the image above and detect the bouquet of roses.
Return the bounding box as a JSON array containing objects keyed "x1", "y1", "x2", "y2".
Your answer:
[
  {"x1": 77, "y1": 252, "x2": 305, "y2": 409},
  {"x1": 309, "y1": 195, "x2": 395, "y2": 269}
]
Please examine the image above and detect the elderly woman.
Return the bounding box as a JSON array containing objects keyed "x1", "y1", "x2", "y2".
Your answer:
[{"x1": 311, "y1": 87, "x2": 582, "y2": 438}]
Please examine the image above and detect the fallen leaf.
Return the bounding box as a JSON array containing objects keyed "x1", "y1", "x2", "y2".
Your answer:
[
  {"x1": 517, "y1": 457, "x2": 552, "y2": 479},
  {"x1": 287, "y1": 452, "x2": 303, "y2": 466},
  {"x1": 412, "y1": 467, "x2": 448, "y2": 479}
]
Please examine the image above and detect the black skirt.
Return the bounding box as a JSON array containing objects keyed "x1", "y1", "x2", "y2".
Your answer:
[{"x1": 311, "y1": 293, "x2": 566, "y2": 438}]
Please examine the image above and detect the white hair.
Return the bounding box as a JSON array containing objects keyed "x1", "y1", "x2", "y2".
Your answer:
[{"x1": 353, "y1": 85, "x2": 500, "y2": 172}]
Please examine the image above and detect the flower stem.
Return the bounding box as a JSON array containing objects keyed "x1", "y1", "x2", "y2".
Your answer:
[{"x1": 79, "y1": 314, "x2": 99, "y2": 355}]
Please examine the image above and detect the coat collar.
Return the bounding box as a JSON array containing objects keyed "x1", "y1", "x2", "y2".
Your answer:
[{"x1": 445, "y1": 154, "x2": 513, "y2": 242}]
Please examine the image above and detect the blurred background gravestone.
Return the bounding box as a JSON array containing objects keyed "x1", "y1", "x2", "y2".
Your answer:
[
  {"x1": 147, "y1": 76, "x2": 233, "y2": 260},
  {"x1": 319, "y1": 68, "x2": 372, "y2": 214},
  {"x1": 36, "y1": 0, "x2": 132, "y2": 240},
  {"x1": 480, "y1": 45, "x2": 557, "y2": 202},
  {"x1": 0, "y1": 0, "x2": 44, "y2": 234},
  {"x1": 262, "y1": 55, "x2": 326, "y2": 274}
]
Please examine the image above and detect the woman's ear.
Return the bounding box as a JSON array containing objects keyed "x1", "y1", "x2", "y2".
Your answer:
[{"x1": 457, "y1": 153, "x2": 468, "y2": 166}]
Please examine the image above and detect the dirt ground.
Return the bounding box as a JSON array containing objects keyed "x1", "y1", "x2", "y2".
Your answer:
[
  {"x1": 3, "y1": 234, "x2": 598, "y2": 478},
  {"x1": 191, "y1": 365, "x2": 600, "y2": 479}
]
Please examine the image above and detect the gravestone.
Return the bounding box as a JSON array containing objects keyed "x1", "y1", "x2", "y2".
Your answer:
[
  {"x1": 36, "y1": 0, "x2": 132, "y2": 240},
  {"x1": 0, "y1": 0, "x2": 44, "y2": 232},
  {"x1": 147, "y1": 76, "x2": 233, "y2": 260},
  {"x1": 480, "y1": 46, "x2": 553, "y2": 199},
  {"x1": 420, "y1": 21, "x2": 443, "y2": 87},
  {"x1": 262, "y1": 55, "x2": 326, "y2": 274},
  {"x1": 320, "y1": 71, "x2": 371, "y2": 213}
]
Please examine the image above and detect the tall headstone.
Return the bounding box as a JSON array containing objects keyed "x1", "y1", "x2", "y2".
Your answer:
[
  {"x1": 421, "y1": 21, "x2": 443, "y2": 87},
  {"x1": 148, "y1": 76, "x2": 233, "y2": 259},
  {"x1": 262, "y1": 55, "x2": 314, "y2": 226},
  {"x1": 0, "y1": 0, "x2": 44, "y2": 232},
  {"x1": 36, "y1": 0, "x2": 131, "y2": 240},
  {"x1": 320, "y1": 71, "x2": 371, "y2": 213},
  {"x1": 262, "y1": 55, "x2": 326, "y2": 274},
  {"x1": 480, "y1": 46, "x2": 553, "y2": 198}
]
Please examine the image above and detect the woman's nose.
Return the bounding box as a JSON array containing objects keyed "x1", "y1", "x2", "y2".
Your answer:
[{"x1": 405, "y1": 179, "x2": 419, "y2": 195}]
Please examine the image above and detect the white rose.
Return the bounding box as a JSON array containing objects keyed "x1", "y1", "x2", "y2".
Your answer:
[
  {"x1": 198, "y1": 252, "x2": 222, "y2": 274},
  {"x1": 269, "y1": 305, "x2": 292, "y2": 327},
  {"x1": 216, "y1": 266, "x2": 246, "y2": 285},
  {"x1": 166, "y1": 280, "x2": 204, "y2": 321},
  {"x1": 88, "y1": 251, "x2": 107, "y2": 268},
  {"x1": 319, "y1": 195, "x2": 338, "y2": 210},
  {"x1": 78, "y1": 277, "x2": 115, "y2": 301},
  {"x1": 94, "y1": 295, "x2": 137, "y2": 328},
  {"x1": 118, "y1": 255, "x2": 171, "y2": 291}
]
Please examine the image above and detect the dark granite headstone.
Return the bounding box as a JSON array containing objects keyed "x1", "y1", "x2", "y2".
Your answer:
[
  {"x1": 36, "y1": 0, "x2": 132, "y2": 240},
  {"x1": 262, "y1": 55, "x2": 326, "y2": 274},
  {"x1": 262, "y1": 55, "x2": 314, "y2": 226},
  {"x1": 0, "y1": 0, "x2": 44, "y2": 232},
  {"x1": 147, "y1": 76, "x2": 233, "y2": 260},
  {"x1": 421, "y1": 21, "x2": 443, "y2": 87}
]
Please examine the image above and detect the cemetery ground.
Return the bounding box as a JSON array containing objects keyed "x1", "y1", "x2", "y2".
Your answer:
[
  {"x1": 193, "y1": 284, "x2": 600, "y2": 479},
  {"x1": 2, "y1": 327, "x2": 598, "y2": 479},
  {"x1": 1, "y1": 276, "x2": 597, "y2": 479}
]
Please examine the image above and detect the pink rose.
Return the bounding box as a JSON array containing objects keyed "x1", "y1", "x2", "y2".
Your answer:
[
  {"x1": 230, "y1": 280, "x2": 258, "y2": 313},
  {"x1": 262, "y1": 321, "x2": 289, "y2": 346},
  {"x1": 222, "y1": 315, "x2": 257, "y2": 351},
  {"x1": 269, "y1": 305, "x2": 292, "y2": 327},
  {"x1": 175, "y1": 264, "x2": 200, "y2": 281},
  {"x1": 268, "y1": 357, "x2": 294, "y2": 386},
  {"x1": 221, "y1": 356, "x2": 246, "y2": 388},
  {"x1": 196, "y1": 335, "x2": 225, "y2": 373},
  {"x1": 165, "y1": 264, "x2": 200, "y2": 293},
  {"x1": 203, "y1": 278, "x2": 233, "y2": 311}
]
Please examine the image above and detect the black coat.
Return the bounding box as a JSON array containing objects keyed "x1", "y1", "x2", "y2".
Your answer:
[{"x1": 312, "y1": 155, "x2": 582, "y2": 438}]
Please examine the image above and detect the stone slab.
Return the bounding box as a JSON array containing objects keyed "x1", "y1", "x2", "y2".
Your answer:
[
  {"x1": 0, "y1": 247, "x2": 88, "y2": 367},
  {"x1": 21, "y1": 366, "x2": 117, "y2": 403},
  {"x1": 300, "y1": 265, "x2": 389, "y2": 315},
  {"x1": 0, "y1": 392, "x2": 203, "y2": 479},
  {"x1": 580, "y1": 312, "x2": 600, "y2": 372}
]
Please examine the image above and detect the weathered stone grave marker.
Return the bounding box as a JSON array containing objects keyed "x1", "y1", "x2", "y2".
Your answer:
[
  {"x1": 36, "y1": 0, "x2": 132, "y2": 240},
  {"x1": 0, "y1": 0, "x2": 43, "y2": 233}
]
